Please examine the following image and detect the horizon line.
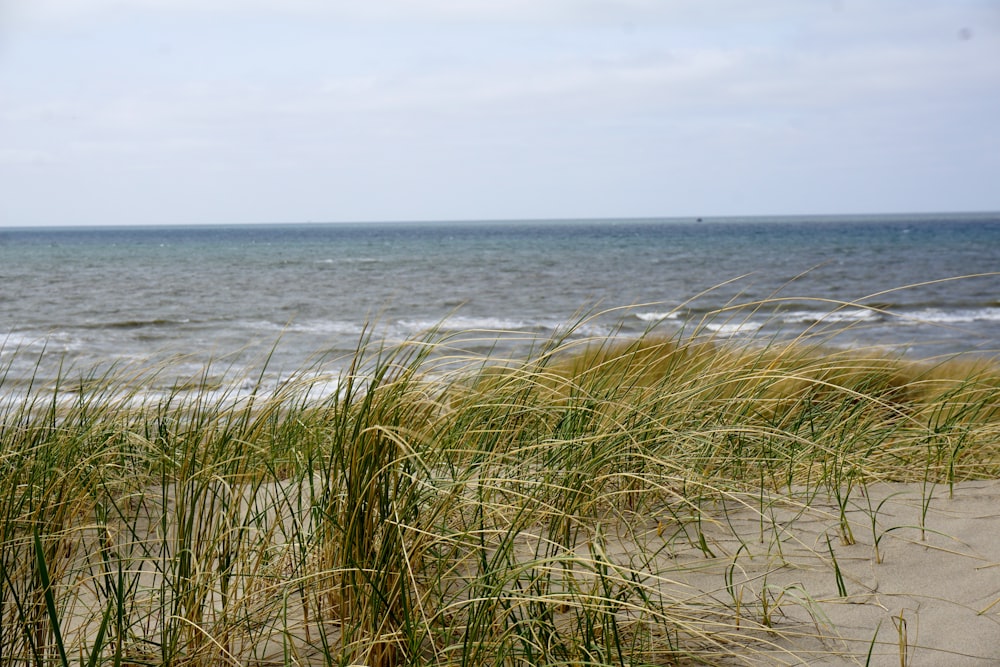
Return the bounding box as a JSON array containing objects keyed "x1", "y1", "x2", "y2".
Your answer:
[{"x1": 2, "y1": 209, "x2": 999, "y2": 232}]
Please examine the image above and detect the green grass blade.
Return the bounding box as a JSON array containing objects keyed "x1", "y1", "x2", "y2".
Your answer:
[
  {"x1": 34, "y1": 528, "x2": 70, "y2": 667},
  {"x1": 85, "y1": 599, "x2": 113, "y2": 667}
]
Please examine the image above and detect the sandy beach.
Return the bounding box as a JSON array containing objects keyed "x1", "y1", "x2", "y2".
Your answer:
[
  {"x1": 59, "y1": 478, "x2": 1000, "y2": 665},
  {"x1": 635, "y1": 479, "x2": 1000, "y2": 664}
]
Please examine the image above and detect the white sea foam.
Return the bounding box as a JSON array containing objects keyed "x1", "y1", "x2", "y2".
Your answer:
[
  {"x1": 1, "y1": 331, "x2": 39, "y2": 351},
  {"x1": 559, "y1": 322, "x2": 615, "y2": 338},
  {"x1": 397, "y1": 316, "x2": 529, "y2": 332},
  {"x1": 390, "y1": 317, "x2": 615, "y2": 344},
  {"x1": 703, "y1": 321, "x2": 764, "y2": 335},
  {"x1": 233, "y1": 319, "x2": 368, "y2": 337},
  {"x1": 287, "y1": 320, "x2": 369, "y2": 336},
  {"x1": 780, "y1": 308, "x2": 881, "y2": 324},
  {"x1": 635, "y1": 311, "x2": 681, "y2": 322},
  {"x1": 1, "y1": 330, "x2": 84, "y2": 353},
  {"x1": 900, "y1": 308, "x2": 1000, "y2": 325}
]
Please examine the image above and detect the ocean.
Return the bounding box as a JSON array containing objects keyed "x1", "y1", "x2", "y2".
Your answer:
[{"x1": 1, "y1": 212, "x2": 998, "y2": 398}]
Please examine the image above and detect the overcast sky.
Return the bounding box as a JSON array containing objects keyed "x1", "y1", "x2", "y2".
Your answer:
[{"x1": 1, "y1": 1, "x2": 998, "y2": 226}]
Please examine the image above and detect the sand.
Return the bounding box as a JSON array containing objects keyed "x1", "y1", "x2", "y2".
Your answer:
[
  {"x1": 53, "y1": 478, "x2": 1000, "y2": 665},
  {"x1": 632, "y1": 479, "x2": 1000, "y2": 665}
]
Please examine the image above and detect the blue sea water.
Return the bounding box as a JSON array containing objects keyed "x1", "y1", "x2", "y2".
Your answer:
[{"x1": 1, "y1": 213, "x2": 998, "y2": 395}]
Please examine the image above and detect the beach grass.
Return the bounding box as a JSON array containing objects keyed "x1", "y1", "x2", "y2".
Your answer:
[{"x1": 1, "y1": 312, "x2": 999, "y2": 666}]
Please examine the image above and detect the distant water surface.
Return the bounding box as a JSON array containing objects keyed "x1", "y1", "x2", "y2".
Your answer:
[{"x1": 1, "y1": 213, "x2": 998, "y2": 395}]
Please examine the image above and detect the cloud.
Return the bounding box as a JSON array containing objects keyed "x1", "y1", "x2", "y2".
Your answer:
[
  {"x1": 8, "y1": 0, "x2": 656, "y2": 25},
  {"x1": 0, "y1": 147, "x2": 54, "y2": 166},
  {"x1": 2, "y1": 0, "x2": 998, "y2": 224}
]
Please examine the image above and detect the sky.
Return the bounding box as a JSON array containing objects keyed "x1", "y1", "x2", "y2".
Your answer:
[{"x1": 1, "y1": 1, "x2": 998, "y2": 226}]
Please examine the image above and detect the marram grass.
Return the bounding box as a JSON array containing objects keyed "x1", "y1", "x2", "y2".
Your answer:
[{"x1": 1, "y1": 318, "x2": 999, "y2": 666}]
